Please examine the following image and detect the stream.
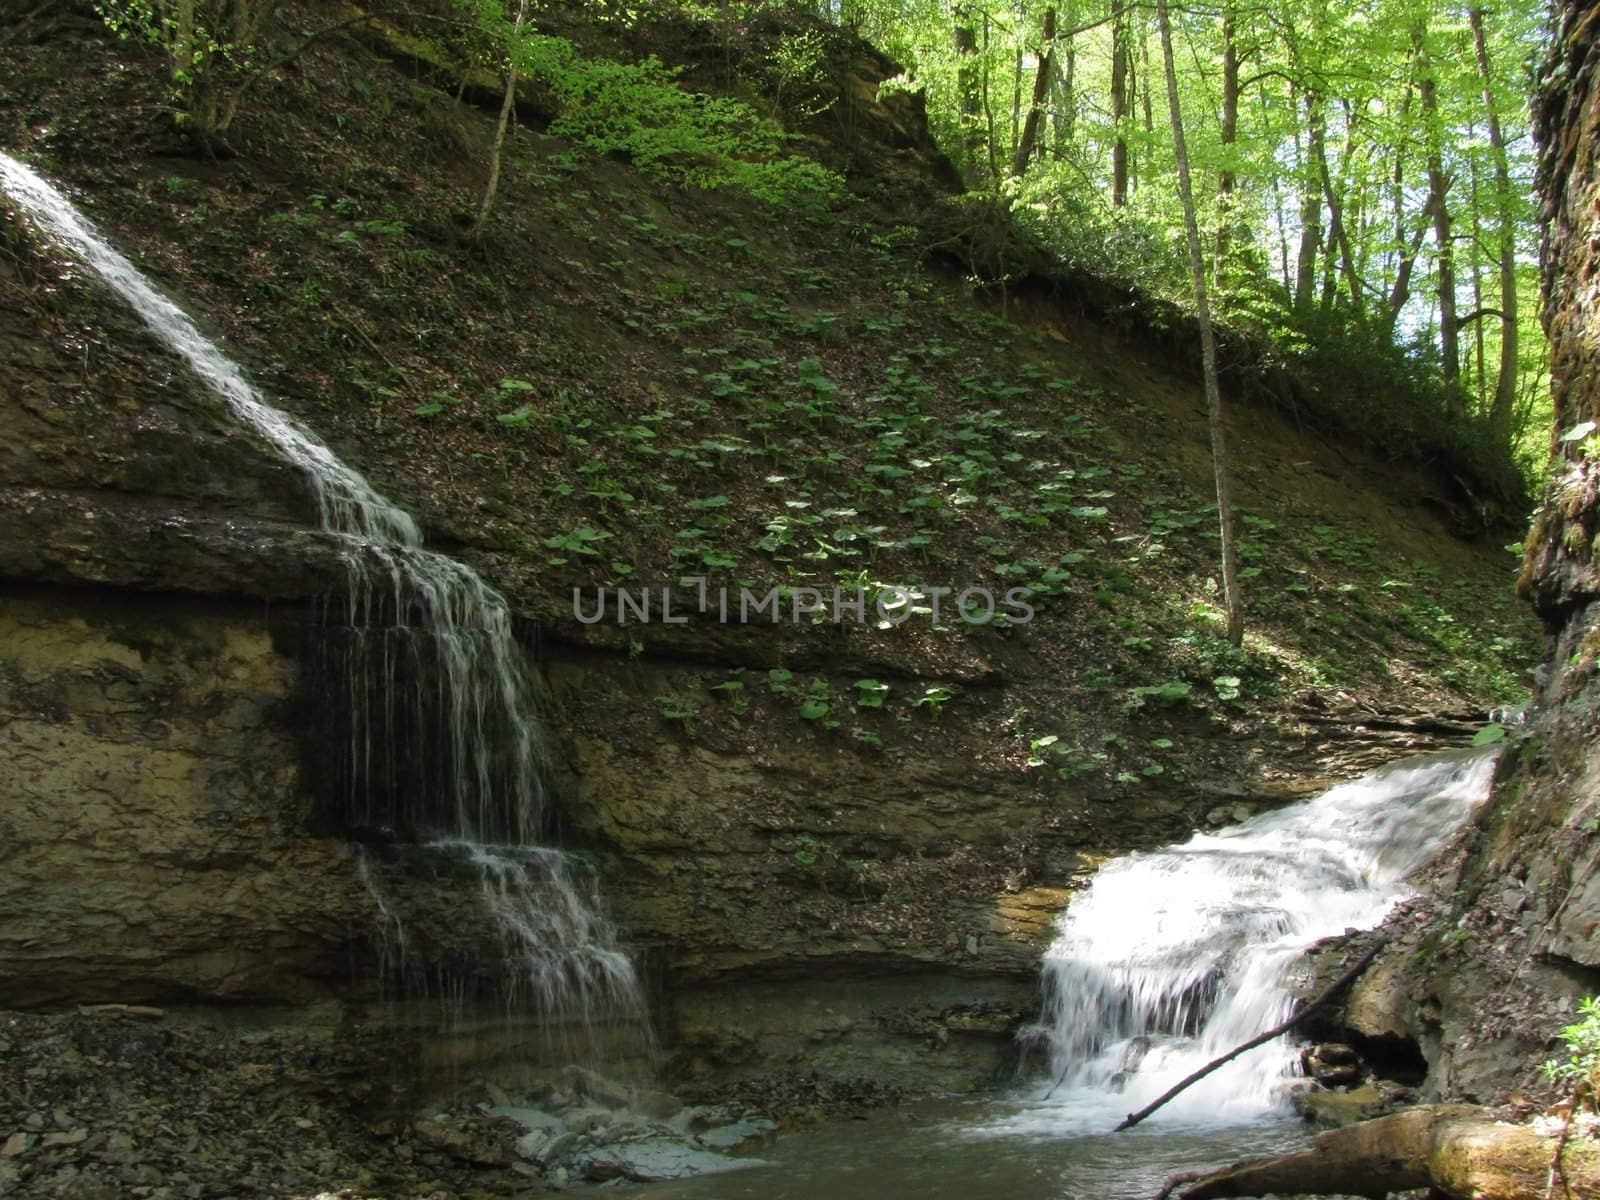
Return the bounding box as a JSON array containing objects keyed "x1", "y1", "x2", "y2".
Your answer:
[{"x1": 636, "y1": 1099, "x2": 1306, "y2": 1199}]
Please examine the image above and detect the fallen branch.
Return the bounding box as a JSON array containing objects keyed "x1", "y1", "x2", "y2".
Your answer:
[{"x1": 1116, "y1": 938, "x2": 1386, "y2": 1131}]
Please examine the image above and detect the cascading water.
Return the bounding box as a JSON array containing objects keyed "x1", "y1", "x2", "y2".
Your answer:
[
  {"x1": 0, "y1": 151, "x2": 647, "y2": 1043},
  {"x1": 1026, "y1": 748, "x2": 1498, "y2": 1130}
]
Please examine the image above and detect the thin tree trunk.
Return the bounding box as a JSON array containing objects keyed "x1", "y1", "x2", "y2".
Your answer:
[
  {"x1": 1111, "y1": 0, "x2": 1130, "y2": 206},
  {"x1": 1417, "y1": 24, "x2": 1461, "y2": 405},
  {"x1": 1318, "y1": 101, "x2": 1364, "y2": 316},
  {"x1": 1267, "y1": 89, "x2": 1293, "y2": 291},
  {"x1": 1118, "y1": 940, "x2": 1385, "y2": 1131},
  {"x1": 980, "y1": 11, "x2": 1001, "y2": 184},
  {"x1": 954, "y1": 7, "x2": 982, "y2": 176},
  {"x1": 1010, "y1": 43, "x2": 1024, "y2": 163},
  {"x1": 1382, "y1": 196, "x2": 1433, "y2": 337},
  {"x1": 471, "y1": 0, "x2": 527, "y2": 237},
  {"x1": 1469, "y1": 117, "x2": 1487, "y2": 409},
  {"x1": 1012, "y1": 7, "x2": 1058, "y2": 176},
  {"x1": 1050, "y1": 32, "x2": 1076, "y2": 156},
  {"x1": 1155, "y1": 0, "x2": 1242, "y2": 647},
  {"x1": 1216, "y1": 7, "x2": 1239, "y2": 267},
  {"x1": 1470, "y1": 5, "x2": 1519, "y2": 439},
  {"x1": 1294, "y1": 88, "x2": 1324, "y2": 314}
]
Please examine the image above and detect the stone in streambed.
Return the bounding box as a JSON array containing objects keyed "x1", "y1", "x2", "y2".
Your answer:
[
  {"x1": 694, "y1": 1118, "x2": 778, "y2": 1153},
  {"x1": 574, "y1": 1137, "x2": 764, "y2": 1182}
]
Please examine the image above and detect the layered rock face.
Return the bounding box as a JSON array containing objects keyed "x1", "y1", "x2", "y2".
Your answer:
[
  {"x1": 0, "y1": 590, "x2": 364, "y2": 1006},
  {"x1": 0, "y1": 226, "x2": 368, "y2": 1006}
]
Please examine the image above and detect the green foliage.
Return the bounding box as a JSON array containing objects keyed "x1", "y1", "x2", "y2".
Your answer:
[
  {"x1": 93, "y1": 0, "x2": 265, "y2": 136},
  {"x1": 1542, "y1": 997, "x2": 1600, "y2": 1106},
  {"x1": 853, "y1": 678, "x2": 889, "y2": 708},
  {"x1": 654, "y1": 693, "x2": 698, "y2": 725},
  {"x1": 1128, "y1": 680, "x2": 1192, "y2": 709},
  {"x1": 799, "y1": 677, "x2": 831, "y2": 720},
  {"x1": 467, "y1": 5, "x2": 841, "y2": 207},
  {"x1": 1471, "y1": 722, "x2": 1509, "y2": 747},
  {"x1": 909, "y1": 684, "x2": 954, "y2": 717},
  {"x1": 842, "y1": 0, "x2": 1546, "y2": 501}
]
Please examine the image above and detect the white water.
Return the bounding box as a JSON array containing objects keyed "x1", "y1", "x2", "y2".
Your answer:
[
  {"x1": 1, "y1": 151, "x2": 646, "y2": 1035},
  {"x1": 1018, "y1": 749, "x2": 1498, "y2": 1132}
]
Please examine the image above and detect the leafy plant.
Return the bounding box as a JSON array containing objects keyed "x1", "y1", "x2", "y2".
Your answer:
[
  {"x1": 1128, "y1": 680, "x2": 1192, "y2": 709},
  {"x1": 544, "y1": 526, "x2": 612, "y2": 563},
  {"x1": 1542, "y1": 996, "x2": 1600, "y2": 1107},
  {"x1": 910, "y1": 684, "x2": 954, "y2": 717},
  {"x1": 489, "y1": 26, "x2": 843, "y2": 207},
  {"x1": 853, "y1": 678, "x2": 890, "y2": 708},
  {"x1": 654, "y1": 693, "x2": 697, "y2": 727},
  {"x1": 799, "y1": 679, "x2": 831, "y2": 721}
]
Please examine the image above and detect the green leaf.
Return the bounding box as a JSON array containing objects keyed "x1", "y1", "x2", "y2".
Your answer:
[
  {"x1": 853, "y1": 678, "x2": 890, "y2": 707},
  {"x1": 1471, "y1": 723, "x2": 1508, "y2": 746},
  {"x1": 799, "y1": 698, "x2": 830, "y2": 720}
]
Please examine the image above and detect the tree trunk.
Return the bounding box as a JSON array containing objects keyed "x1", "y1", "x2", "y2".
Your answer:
[
  {"x1": 470, "y1": 0, "x2": 527, "y2": 237},
  {"x1": 1010, "y1": 43, "x2": 1023, "y2": 165},
  {"x1": 980, "y1": 11, "x2": 1000, "y2": 184},
  {"x1": 1111, "y1": 0, "x2": 1130, "y2": 206},
  {"x1": 1267, "y1": 88, "x2": 1293, "y2": 291},
  {"x1": 953, "y1": 7, "x2": 982, "y2": 176},
  {"x1": 1318, "y1": 101, "x2": 1364, "y2": 316},
  {"x1": 1164, "y1": 1105, "x2": 1600, "y2": 1200},
  {"x1": 1294, "y1": 89, "x2": 1324, "y2": 315},
  {"x1": 1012, "y1": 7, "x2": 1057, "y2": 177},
  {"x1": 1139, "y1": 16, "x2": 1154, "y2": 138},
  {"x1": 1050, "y1": 33, "x2": 1076, "y2": 156},
  {"x1": 1156, "y1": 0, "x2": 1243, "y2": 647},
  {"x1": 1470, "y1": 4, "x2": 1520, "y2": 440},
  {"x1": 1215, "y1": 8, "x2": 1239, "y2": 267},
  {"x1": 1417, "y1": 23, "x2": 1461, "y2": 405}
]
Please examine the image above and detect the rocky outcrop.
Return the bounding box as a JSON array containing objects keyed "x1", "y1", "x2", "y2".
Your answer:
[
  {"x1": 1400, "y1": 0, "x2": 1600, "y2": 1107},
  {"x1": 1294, "y1": 0, "x2": 1600, "y2": 1111}
]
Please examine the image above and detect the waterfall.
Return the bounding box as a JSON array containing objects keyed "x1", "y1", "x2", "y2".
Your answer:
[
  {"x1": 1033, "y1": 749, "x2": 1498, "y2": 1129},
  {"x1": 1, "y1": 152, "x2": 647, "y2": 1040}
]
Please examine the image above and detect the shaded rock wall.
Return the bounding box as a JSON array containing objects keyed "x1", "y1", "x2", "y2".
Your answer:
[
  {"x1": 1307, "y1": 0, "x2": 1600, "y2": 1107},
  {"x1": 0, "y1": 588, "x2": 364, "y2": 1005}
]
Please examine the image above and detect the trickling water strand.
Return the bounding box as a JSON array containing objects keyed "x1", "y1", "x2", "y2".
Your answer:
[
  {"x1": 1033, "y1": 749, "x2": 1498, "y2": 1130},
  {"x1": 0, "y1": 151, "x2": 647, "y2": 1039},
  {"x1": 355, "y1": 848, "x2": 410, "y2": 985},
  {"x1": 437, "y1": 841, "x2": 650, "y2": 1037}
]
